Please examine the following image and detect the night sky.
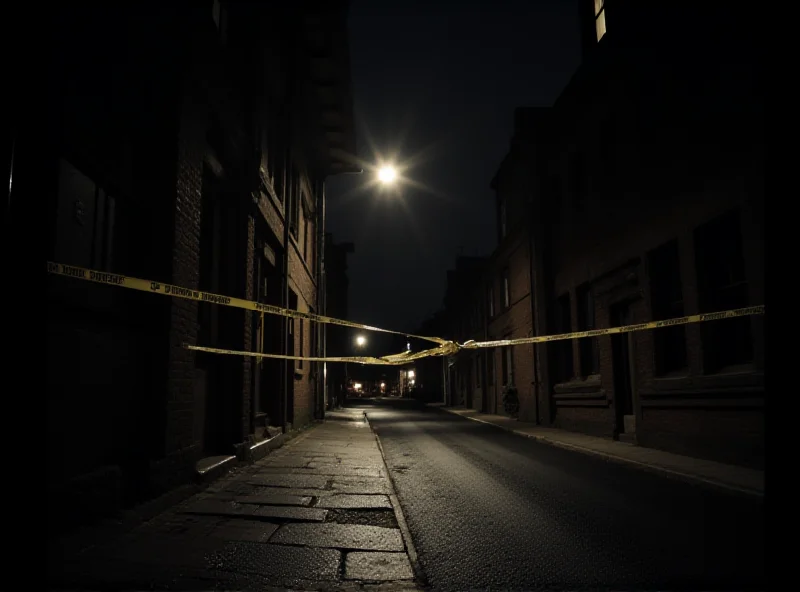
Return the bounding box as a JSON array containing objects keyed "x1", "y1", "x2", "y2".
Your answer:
[{"x1": 326, "y1": 0, "x2": 582, "y2": 350}]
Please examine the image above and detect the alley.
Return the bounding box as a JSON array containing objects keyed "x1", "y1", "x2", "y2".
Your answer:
[{"x1": 359, "y1": 398, "x2": 765, "y2": 591}]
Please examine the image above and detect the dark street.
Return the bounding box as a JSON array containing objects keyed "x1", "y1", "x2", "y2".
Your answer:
[
  {"x1": 30, "y1": 1, "x2": 764, "y2": 589},
  {"x1": 355, "y1": 398, "x2": 764, "y2": 591}
]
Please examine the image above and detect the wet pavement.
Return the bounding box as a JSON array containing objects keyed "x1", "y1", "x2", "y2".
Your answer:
[
  {"x1": 48, "y1": 411, "x2": 421, "y2": 591},
  {"x1": 360, "y1": 398, "x2": 765, "y2": 591}
]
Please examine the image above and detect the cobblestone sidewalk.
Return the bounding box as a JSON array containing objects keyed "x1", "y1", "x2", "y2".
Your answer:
[{"x1": 49, "y1": 411, "x2": 423, "y2": 591}]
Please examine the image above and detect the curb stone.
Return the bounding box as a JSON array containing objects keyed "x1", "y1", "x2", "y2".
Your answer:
[{"x1": 364, "y1": 411, "x2": 428, "y2": 590}]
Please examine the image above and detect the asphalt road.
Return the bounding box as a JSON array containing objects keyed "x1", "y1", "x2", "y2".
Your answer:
[{"x1": 353, "y1": 398, "x2": 765, "y2": 591}]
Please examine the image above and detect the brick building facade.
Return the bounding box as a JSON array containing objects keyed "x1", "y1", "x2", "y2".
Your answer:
[
  {"x1": 531, "y1": 0, "x2": 764, "y2": 467},
  {"x1": 443, "y1": 256, "x2": 486, "y2": 409},
  {"x1": 37, "y1": 0, "x2": 358, "y2": 529},
  {"x1": 444, "y1": 1, "x2": 764, "y2": 468}
]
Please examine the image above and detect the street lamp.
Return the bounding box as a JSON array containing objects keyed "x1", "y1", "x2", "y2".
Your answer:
[
  {"x1": 378, "y1": 165, "x2": 397, "y2": 185},
  {"x1": 356, "y1": 335, "x2": 367, "y2": 347}
]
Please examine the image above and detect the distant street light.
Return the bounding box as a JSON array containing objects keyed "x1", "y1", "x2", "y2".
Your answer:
[
  {"x1": 378, "y1": 165, "x2": 397, "y2": 184},
  {"x1": 356, "y1": 335, "x2": 367, "y2": 347}
]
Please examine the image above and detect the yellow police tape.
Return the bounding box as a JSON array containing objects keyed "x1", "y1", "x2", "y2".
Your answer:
[
  {"x1": 48, "y1": 261, "x2": 764, "y2": 366},
  {"x1": 459, "y1": 305, "x2": 765, "y2": 349},
  {"x1": 188, "y1": 305, "x2": 765, "y2": 365},
  {"x1": 47, "y1": 261, "x2": 453, "y2": 352}
]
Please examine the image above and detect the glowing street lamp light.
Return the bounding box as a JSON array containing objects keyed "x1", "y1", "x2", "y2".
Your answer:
[
  {"x1": 378, "y1": 165, "x2": 397, "y2": 185},
  {"x1": 356, "y1": 335, "x2": 367, "y2": 347}
]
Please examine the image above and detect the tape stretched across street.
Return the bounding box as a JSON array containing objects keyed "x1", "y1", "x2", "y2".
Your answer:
[
  {"x1": 185, "y1": 344, "x2": 454, "y2": 366},
  {"x1": 459, "y1": 305, "x2": 765, "y2": 349},
  {"x1": 48, "y1": 261, "x2": 764, "y2": 365},
  {"x1": 185, "y1": 305, "x2": 765, "y2": 365},
  {"x1": 47, "y1": 261, "x2": 454, "y2": 352}
]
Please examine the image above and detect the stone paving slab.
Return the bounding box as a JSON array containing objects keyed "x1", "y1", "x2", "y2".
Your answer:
[
  {"x1": 181, "y1": 499, "x2": 327, "y2": 522},
  {"x1": 181, "y1": 499, "x2": 258, "y2": 517},
  {"x1": 232, "y1": 486, "x2": 341, "y2": 498},
  {"x1": 329, "y1": 476, "x2": 392, "y2": 495},
  {"x1": 345, "y1": 552, "x2": 414, "y2": 581},
  {"x1": 252, "y1": 505, "x2": 328, "y2": 522},
  {"x1": 208, "y1": 541, "x2": 341, "y2": 581},
  {"x1": 257, "y1": 465, "x2": 384, "y2": 478},
  {"x1": 331, "y1": 482, "x2": 393, "y2": 495},
  {"x1": 306, "y1": 464, "x2": 385, "y2": 477},
  {"x1": 212, "y1": 518, "x2": 281, "y2": 542},
  {"x1": 271, "y1": 523, "x2": 404, "y2": 552},
  {"x1": 316, "y1": 495, "x2": 394, "y2": 509},
  {"x1": 235, "y1": 493, "x2": 314, "y2": 506},
  {"x1": 247, "y1": 473, "x2": 330, "y2": 489},
  {"x1": 259, "y1": 458, "x2": 313, "y2": 468}
]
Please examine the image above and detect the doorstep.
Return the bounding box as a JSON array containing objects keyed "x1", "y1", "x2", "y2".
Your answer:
[{"x1": 194, "y1": 455, "x2": 237, "y2": 484}]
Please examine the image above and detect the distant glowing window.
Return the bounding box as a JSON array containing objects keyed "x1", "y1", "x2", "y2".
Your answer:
[{"x1": 594, "y1": 0, "x2": 607, "y2": 41}]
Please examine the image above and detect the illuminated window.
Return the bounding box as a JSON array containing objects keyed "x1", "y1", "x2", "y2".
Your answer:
[{"x1": 594, "y1": 0, "x2": 606, "y2": 41}]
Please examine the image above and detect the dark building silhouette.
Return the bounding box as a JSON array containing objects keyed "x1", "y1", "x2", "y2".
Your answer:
[
  {"x1": 408, "y1": 310, "x2": 449, "y2": 404},
  {"x1": 324, "y1": 232, "x2": 354, "y2": 408},
  {"x1": 447, "y1": 0, "x2": 764, "y2": 468},
  {"x1": 443, "y1": 256, "x2": 486, "y2": 408},
  {"x1": 483, "y1": 109, "x2": 541, "y2": 418},
  {"x1": 33, "y1": 0, "x2": 358, "y2": 529}
]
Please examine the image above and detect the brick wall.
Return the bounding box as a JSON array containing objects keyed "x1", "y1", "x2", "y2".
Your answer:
[
  {"x1": 486, "y1": 231, "x2": 535, "y2": 419},
  {"x1": 289, "y1": 228, "x2": 317, "y2": 427}
]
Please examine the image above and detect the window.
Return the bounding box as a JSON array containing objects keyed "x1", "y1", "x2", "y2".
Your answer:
[
  {"x1": 501, "y1": 336, "x2": 514, "y2": 385},
  {"x1": 289, "y1": 166, "x2": 300, "y2": 239},
  {"x1": 595, "y1": 0, "x2": 606, "y2": 41},
  {"x1": 263, "y1": 121, "x2": 287, "y2": 204},
  {"x1": 648, "y1": 239, "x2": 688, "y2": 374},
  {"x1": 302, "y1": 211, "x2": 309, "y2": 260},
  {"x1": 694, "y1": 210, "x2": 753, "y2": 372},
  {"x1": 487, "y1": 284, "x2": 495, "y2": 318},
  {"x1": 487, "y1": 349, "x2": 495, "y2": 386},
  {"x1": 502, "y1": 269, "x2": 510, "y2": 308},
  {"x1": 577, "y1": 283, "x2": 600, "y2": 376},
  {"x1": 499, "y1": 197, "x2": 507, "y2": 239},
  {"x1": 553, "y1": 293, "x2": 574, "y2": 383},
  {"x1": 54, "y1": 159, "x2": 116, "y2": 271}
]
